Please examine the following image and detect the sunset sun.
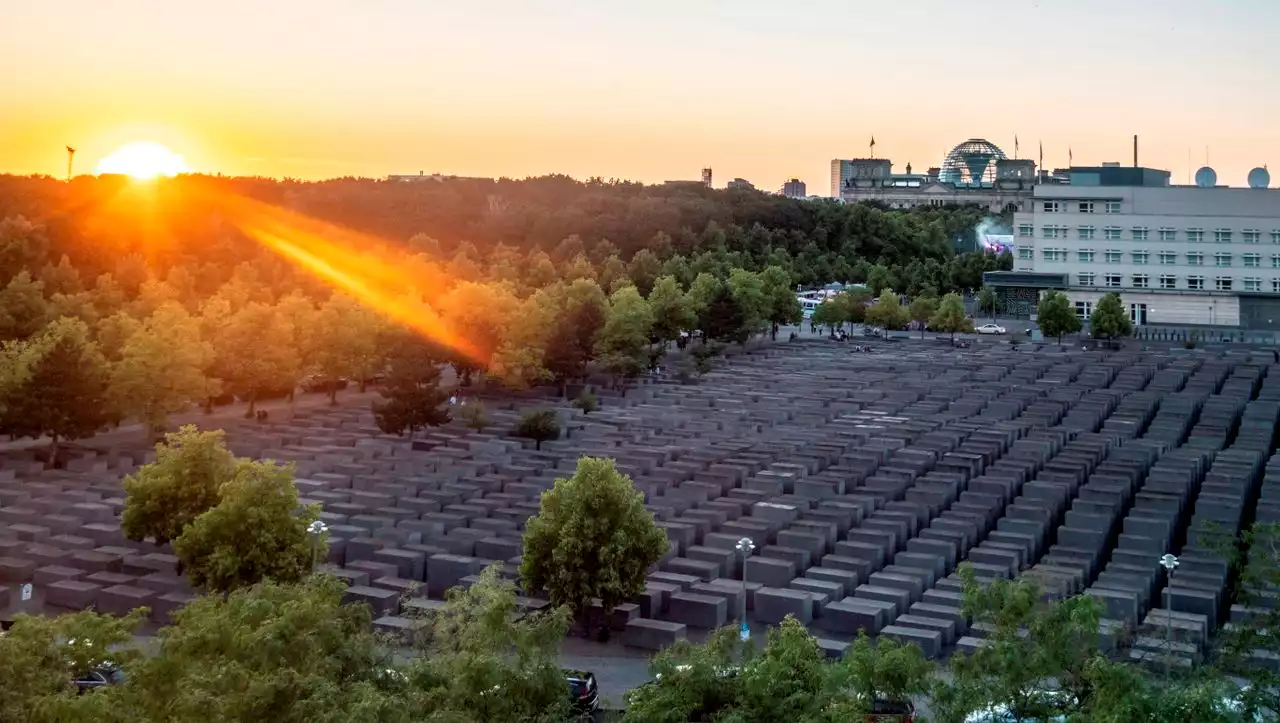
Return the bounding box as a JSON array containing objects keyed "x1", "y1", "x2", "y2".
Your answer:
[{"x1": 95, "y1": 141, "x2": 190, "y2": 179}]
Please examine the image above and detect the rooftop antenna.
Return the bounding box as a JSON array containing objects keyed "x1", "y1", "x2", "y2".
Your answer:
[{"x1": 65, "y1": 146, "x2": 75, "y2": 181}]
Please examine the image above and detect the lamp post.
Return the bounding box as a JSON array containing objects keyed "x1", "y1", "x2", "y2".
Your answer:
[
  {"x1": 736, "y1": 537, "x2": 755, "y2": 641},
  {"x1": 1159, "y1": 553, "x2": 1179, "y2": 680},
  {"x1": 308, "y1": 520, "x2": 329, "y2": 573}
]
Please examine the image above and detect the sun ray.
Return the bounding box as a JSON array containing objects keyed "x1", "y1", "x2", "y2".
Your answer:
[{"x1": 96, "y1": 142, "x2": 190, "y2": 179}]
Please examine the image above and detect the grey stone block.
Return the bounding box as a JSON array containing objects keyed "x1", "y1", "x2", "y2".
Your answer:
[
  {"x1": 622, "y1": 618, "x2": 687, "y2": 650},
  {"x1": 754, "y1": 586, "x2": 814, "y2": 624},
  {"x1": 666, "y1": 592, "x2": 728, "y2": 629},
  {"x1": 745, "y1": 556, "x2": 796, "y2": 587},
  {"x1": 343, "y1": 585, "x2": 401, "y2": 616}
]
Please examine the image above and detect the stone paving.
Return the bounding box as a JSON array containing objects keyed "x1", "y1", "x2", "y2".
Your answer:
[{"x1": 2, "y1": 340, "x2": 1278, "y2": 666}]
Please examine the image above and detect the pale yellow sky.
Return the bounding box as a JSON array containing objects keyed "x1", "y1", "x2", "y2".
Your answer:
[{"x1": 3, "y1": 0, "x2": 1279, "y2": 192}]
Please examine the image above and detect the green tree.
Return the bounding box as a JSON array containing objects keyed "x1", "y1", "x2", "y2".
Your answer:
[
  {"x1": 597, "y1": 285, "x2": 654, "y2": 388},
  {"x1": 909, "y1": 294, "x2": 939, "y2": 338},
  {"x1": 648, "y1": 275, "x2": 696, "y2": 351},
  {"x1": 1090, "y1": 291, "x2": 1133, "y2": 343},
  {"x1": 406, "y1": 564, "x2": 572, "y2": 723},
  {"x1": 460, "y1": 401, "x2": 489, "y2": 432},
  {"x1": 173, "y1": 459, "x2": 321, "y2": 593},
  {"x1": 622, "y1": 625, "x2": 745, "y2": 723},
  {"x1": 939, "y1": 566, "x2": 1105, "y2": 722},
  {"x1": 1215, "y1": 522, "x2": 1280, "y2": 719},
  {"x1": 110, "y1": 303, "x2": 215, "y2": 438},
  {"x1": 812, "y1": 300, "x2": 840, "y2": 334},
  {"x1": 513, "y1": 409, "x2": 560, "y2": 450},
  {"x1": 760, "y1": 265, "x2": 802, "y2": 339},
  {"x1": 543, "y1": 279, "x2": 607, "y2": 396},
  {"x1": 0, "y1": 270, "x2": 49, "y2": 341},
  {"x1": 2, "y1": 317, "x2": 112, "y2": 464},
  {"x1": 702, "y1": 284, "x2": 748, "y2": 344},
  {"x1": 101, "y1": 577, "x2": 405, "y2": 723},
  {"x1": 727, "y1": 268, "x2": 767, "y2": 340},
  {"x1": 978, "y1": 286, "x2": 1000, "y2": 322},
  {"x1": 521, "y1": 456, "x2": 668, "y2": 627},
  {"x1": 490, "y1": 287, "x2": 558, "y2": 389},
  {"x1": 371, "y1": 337, "x2": 451, "y2": 438},
  {"x1": 311, "y1": 294, "x2": 381, "y2": 403},
  {"x1": 627, "y1": 248, "x2": 664, "y2": 296},
  {"x1": 0, "y1": 608, "x2": 145, "y2": 723},
  {"x1": 122, "y1": 426, "x2": 237, "y2": 547},
  {"x1": 864, "y1": 290, "x2": 909, "y2": 331},
  {"x1": 1037, "y1": 289, "x2": 1082, "y2": 343},
  {"x1": 836, "y1": 632, "x2": 932, "y2": 715},
  {"x1": 210, "y1": 301, "x2": 301, "y2": 416},
  {"x1": 929, "y1": 292, "x2": 976, "y2": 341}
]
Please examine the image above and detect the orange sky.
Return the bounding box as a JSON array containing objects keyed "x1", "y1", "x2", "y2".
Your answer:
[{"x1": 4, "y1": 0, "x2": 1280, "y2": 193}]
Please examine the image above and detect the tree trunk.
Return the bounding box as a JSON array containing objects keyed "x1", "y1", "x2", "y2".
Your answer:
[
  {"x1": 328, "y1": 385, "x2": 338, "y2": 406},
  {"x1": 920, "y1": 326, "x2": 926, "y2": 340},
  {"x1": 535, "y1": 439, "x2": 542, "y2": 451},
  {"x1": 204, "y1": 396, "x2": 214, "y2": 414},
  {"x1": 771, "y1": 323, "x2": 778, "y2": 340},
  {"x1": 359, "y1": 378, "x2": 368, "y2": 393},
  {"x1": 47, "y1": 433, "x2": 60, "y2": 469},
  {"x1": 245, "y1": 396, "x2": 257, "y2": 419}
]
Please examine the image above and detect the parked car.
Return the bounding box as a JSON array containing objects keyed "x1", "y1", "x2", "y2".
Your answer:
[
  {"x1": 975, "y1": 323, "x2": 1007, "y2": 335},
  {"x1": 566, "y1": 669, "x2": 600, "y2": 714},
  {"x1": 865, "y1": 698, "x2": 917, "y2": 721},
  {"x1": 73, "y1": 663, "x2": 125, "y2": 693}
]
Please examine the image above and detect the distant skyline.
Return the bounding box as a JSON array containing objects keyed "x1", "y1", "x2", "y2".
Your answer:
[{"x1": 3, "y1": 0, "x2": 1280, "y2": 193}]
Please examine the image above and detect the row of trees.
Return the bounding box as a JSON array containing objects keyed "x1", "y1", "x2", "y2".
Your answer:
[
  {"x1": 810, "y1": 288, "x2": 976, "y2": 339},
  {"x1": 0, "y1": 174, "x2": 1008, "y2": 298}
]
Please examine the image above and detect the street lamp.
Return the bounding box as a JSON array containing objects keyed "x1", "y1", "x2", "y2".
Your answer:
[
  {"x1": 1159, "y1": 553, "x2": 1179, "y2": 679},
  {"x1": 308, "y1": 520, "x2": 329, "y2": 573},
  {"x1": 736, "y1": 537, "x2": 755, "y2": 641}
]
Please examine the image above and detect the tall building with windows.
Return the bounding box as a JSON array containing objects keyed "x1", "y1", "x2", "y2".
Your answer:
[
  {"x1": 991, "y1": 165, "x2": 1280, "y2": 328},
  {"x1": 834, "y1": 139, "x2": 1040, "y2": 211},
  {"x1": 781, "y1": 178, "x2": 807, "y2": 198},
  {"x1": 830, "y1": 159, "x2": 855, "y2": 197}
]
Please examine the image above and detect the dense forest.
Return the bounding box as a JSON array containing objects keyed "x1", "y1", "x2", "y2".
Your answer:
[
  {"x1": 0, "y1": 173, "x2": 1009, "y2": 297},
  {"x1": 0, "y1": 172, "x2": 1010, "y2": 459}
]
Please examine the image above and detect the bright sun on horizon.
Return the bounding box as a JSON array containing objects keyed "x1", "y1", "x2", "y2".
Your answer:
[{"x1": 95, "y1": 141, "x2": 190, "y2": 179}]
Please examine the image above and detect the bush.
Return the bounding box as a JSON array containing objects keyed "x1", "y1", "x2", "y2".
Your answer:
[
  {"x1": 572, "y1": 389, "x2": 598, "y2": 414},
  {"x1": 513, "y1": 409, "x2": 560, "y2": 450},
  {"x1": 460, "y1": 402, "x2": 489, "y2": 432}
]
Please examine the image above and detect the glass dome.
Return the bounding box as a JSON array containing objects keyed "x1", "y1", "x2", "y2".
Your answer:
[{"x1": 939, "y1": 138, "x2": 1007, "y2": 186}]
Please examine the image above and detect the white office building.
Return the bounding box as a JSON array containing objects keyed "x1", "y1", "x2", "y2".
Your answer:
[{"x1": 1000, "y1": 165, "x2": 1280, "y2": 329}]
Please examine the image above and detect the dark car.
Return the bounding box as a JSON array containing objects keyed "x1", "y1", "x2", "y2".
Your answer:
[
  {"x1": 73, "y1": 664, "x2": 125, "y2": 693},
  {"x1": 866, "y1": 698, "x2": 916, "y2": 722},
  {"x1": 566, "y1": 669, "x2": 600, "y2": 714}
]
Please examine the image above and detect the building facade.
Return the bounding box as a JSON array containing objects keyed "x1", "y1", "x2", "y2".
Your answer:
[
  {"x1": 727, "y1": 177, "x2": 756, "y2": 191},
  {"x1": 1004, "y1": 169, "x2": 1280, "y2": 328},
  {"x1": 781, "y1": 178, "x2": 807, "y2": 198}
]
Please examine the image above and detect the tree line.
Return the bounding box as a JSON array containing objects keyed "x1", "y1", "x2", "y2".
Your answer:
[{"x1": 6, "y1": 437, "x2": 1278, "y2": 722}]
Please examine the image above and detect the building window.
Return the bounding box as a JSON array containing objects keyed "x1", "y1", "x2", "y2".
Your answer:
[
  {"x1": 1104, "y1": 227, "x2": 1122, "y2": 241},
  {"x1": 1159, "y1": 275, "x2": 1177, "y2": 290},
  {"x1": 1216, "y1": 277, "x2": 1233, "y2": 291},
  {"x1": 1042, "y1": 201, "x2": 1061, "y2": 213},
  {"x1": 1132, "y1": 251, "x2": 1149, "y2": 265},
  {"x1": 1077, "y1": 250, "x2": 1095, "y2": 263},
  {"x1": 1105, "y1": 201, "x2": 1121, "y2": 213},
  {"x1": 1187, "y1": 252, "x2": 1204, "y2": 266},
  {"x1": 1105, "y1": 274, "x2": 1123, "y2": 288},
  {"x1": 1132, "y1": 274, "x2": 1150, "y2": 288},
  {"x1": 1187, "y1": 228, "x2": 1205, "y2": 243},
  {"x1": 1105, "y1": 250, "x2": 1122, "y2": 264},
  {"x1": 1272, "y1": 230, "x2": 1280, "y2": 244},
  {"x1": 1214, "y1": 253, "x2": 1233, "y2": 267},
  {"x1": 1214, "y1": 229, "x2": 1233, "y2": 244},
  {"x1": 1073, "y1": 301, "x2": 1093, "y2": 318},
  {"x1": 1018, "y1": 224, "x2": 1033, "y2": 238},
  {"x1": 1158, "y1": 251, "x2": 1177, "y2": 265},
  {"x1": 1017, "y1": 247, "x2": 1034, "y2": 261},
  {"x1": 1077, "y1": 273, "x2": 1096, "y2": 287},
  {"x1": 1042, "y1": 248, "x2": 1067, "y2": 262},
  {"x1": 1243, "y1": 230, "x2": 1261, "y2": 244},
  {"x1": 1273, "y1": 254, "x2": 1280, "y2": 268},
  {"x1": 1041, "y1": 225, "x2": 1060, "y2": 239},
  {"x1": 1159, "y1": 227, "x2": 1177, "y2": 242},
  {"x1": 1132, "y1": 227, "x2": 1150, "y2": 241},
  {"x1": 1273, "y1": 279, "x2": 1280, "y2": 293},
  {"x1": 1078, "y1": 201, "x2": 1095, "y2": 214},
  {"x1": 1187, "y1": 276, "x2": 1205, "y2": 290},
  {"x1": 1244, "y1": 253, "x2": 1261, "y2": 267},
  {"x1": 1078, "y1": 226, "x2": 1095, "y2": 240},
  {"x1": 1244, "y1": 278, "x2": 1262, "y2": 292}
]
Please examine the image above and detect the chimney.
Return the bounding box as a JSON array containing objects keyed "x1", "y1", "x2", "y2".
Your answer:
[{"x1": 1133, "y1": 135, "x2": 1138, "y2": 168}]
